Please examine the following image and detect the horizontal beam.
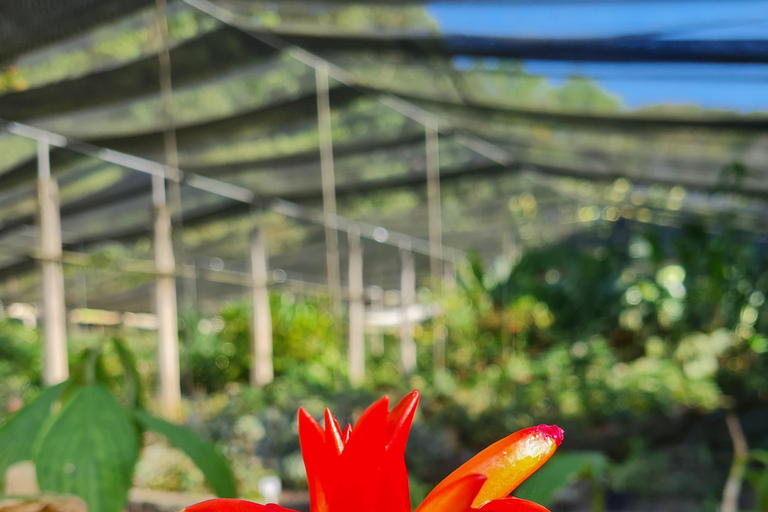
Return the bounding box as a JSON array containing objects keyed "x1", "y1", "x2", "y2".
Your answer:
[
  {"x1": 0, "y1": 121, "x2": 463, "y2": 278},
  {"x1": 0, "y1": 132, "x2": 431, "y2": 238},
  {"x1": 0, "y1": 86, "x2": 363, "y2": 190},
  {"x1": 24, "y1": 248, "x2": 389, "y2": 302}
]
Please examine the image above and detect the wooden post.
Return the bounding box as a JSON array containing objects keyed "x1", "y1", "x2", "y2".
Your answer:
[
  {"x1": 368, "y1": 285, "x2": 384, "y2": 356},
  {"x1": 153, "y1": 175, "x2": 180, "y2": 416},
  {"x1": 250, "y1": 227, "x2": 274, "y2": 386},
  {"x1": 37, "y1": 140, "x2": 68, "y2": 386},
  {"x1": 426, "y1": 120, "x2": 443, "y2": 286},
  {"x1": 347, "y1": 227, "x2": 365, "y2": 386},
  {"x1": 316, "y1": 64, "x2": 341, "y2": 310},
  {"x1": 399, "y1": 243, "x2": 417, "y2": 375}
]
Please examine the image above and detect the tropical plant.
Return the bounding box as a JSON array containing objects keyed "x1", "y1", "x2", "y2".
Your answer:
[{"x1": 0, "y1": 338, "x2": 235, "y2": 512}]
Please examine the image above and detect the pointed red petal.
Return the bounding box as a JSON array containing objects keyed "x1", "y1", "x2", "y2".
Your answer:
[
  {"x1": 324, "y1": 408, "x2": 345, "y2": 454},
  {"x1": 297, "y1": 408, "x2": 329, "y2": 512},
  {"x1": 386, "y1": 390, "x2": 420, "y2": 452},
  {"x1": 332, "y1": 414, "x2": 343, "y2": 446},
  {"x1": 424, "y1": 425, "x2": 563, "y2": 508},
  {"x1": 342, "y1": 423, "x2": 352, "y2": 443},
  {"x1": 371, "y1": 390, "x2": 420, "y2": 512},
  {"x1": 184, "y1": 499, "x2": 298, "y2": 512},
  {"x1": 415, "y1": 474, "x2": 487, "y2": 512},
  {"x1": 329, "y1": 397, "x2": 389, "y2": 512},
  {"x1": 478, "y1": 498, "x2": 551, "y2": 512}
]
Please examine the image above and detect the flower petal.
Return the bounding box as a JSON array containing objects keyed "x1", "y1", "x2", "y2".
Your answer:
[
  {"x1": 415, "y1": 474, "x2": 488, "y2": 512},
  {"x1": 386, "y1": 390, "x2": 420, "y2": 452},
  {"x1": 297, "y1": 408, "x2": 330, "y2": 512},
  {"x1": 183, "y1": 499, "x2": 298, "y2": 512},
  {"x1": 424, "y1": 425, "x2": 563, "y2": 508},
  {"x1": 324, "y1": 408, "x2": 345, "y2": 454},
  {"x1": 329, "y1": 397, "x2": 389, "y2": 512},
  {"x1": 479, "y1": 497, "x2": 551, "y2": 512},
  {"x1": 376, "y1": 391, "x2": 420, "y2": 512}
]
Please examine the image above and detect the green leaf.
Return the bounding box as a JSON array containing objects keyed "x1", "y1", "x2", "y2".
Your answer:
[
  {"x1": 752, "y1": 449, "x2": 768, "y2": 467},
  {"x1": 0, "y1": 383, "x2": 66, "y2": 486},
  {"x1": 135, "y1": 410, "x2": 235, "y2": 498},
  {"x1": 514, "y1": 451, "x2": 607, "y2": 506},
  {"x1": 33, "y1": 385, "x2": 140, "y2": 512},
  {"x1": 110, "y1": 337, "x2": 142, "y2": 408},
  {"x1": 747, "y1": 469, "x2": 768, "y2": 512}
]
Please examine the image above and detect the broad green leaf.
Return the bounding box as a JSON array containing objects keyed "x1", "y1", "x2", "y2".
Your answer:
[
  {"x1": 514, "y1": 451, "x2": 607, "y2": 506},
  {"x1": 135, "y1": 410, "x2": 235, "y2": 498},
  {"x1": 33, "y1": 385, "x2": 139, "y2": 512},
  {"x1": 0, "y1": 383, "x2": 66, "y2": 486}
]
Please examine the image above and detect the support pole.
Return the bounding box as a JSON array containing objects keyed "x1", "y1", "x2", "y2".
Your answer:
[
  {"x1": 368, "y1": 285, "x2": 384, "y2": 356},
  {"x1": 426, "y1": 121, "x2": 447, "y2": 381},
  {"x1": 250, "y1": 226, "x2": 274, "y2": 386},
  {"x1": 347, "y1": 227, "x2": 365, "y2": 386},
  {"x1": 316, "y1": 64, "x2": 341, "y2": 311},
  {"x1": 153, "y1": 175, "x2": 180, "y2": 417},
  {"x1": 37, "y1": 140, "x2": 68, "y2": 386},
  {"x1": 399, "y1": 243, "x2": 417, "y2": 375},
  {"x1": 425, "y1": 120, "x2": 443, "y2": 286},
  {"x1": 154, "y1": 0, "x2": 179, "y2": 173},
  {"x1": 154, "y1": 0, "x2": 194, "y2": 381}
]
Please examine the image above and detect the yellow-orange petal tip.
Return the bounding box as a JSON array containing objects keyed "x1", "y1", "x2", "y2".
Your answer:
[{"x1": 535, "y1": 424, "x2": 563, "y2": 447}]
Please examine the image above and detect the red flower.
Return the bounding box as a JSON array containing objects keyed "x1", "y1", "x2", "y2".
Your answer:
[{"x1": 185, "y1": 391, "x2": 562, "y2": 512}]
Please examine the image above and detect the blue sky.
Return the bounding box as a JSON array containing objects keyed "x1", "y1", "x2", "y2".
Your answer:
[{"x1": 427, "y1": 1, "x2": 768, "y2": 111}]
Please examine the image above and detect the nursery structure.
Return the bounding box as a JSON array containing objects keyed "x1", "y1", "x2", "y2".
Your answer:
[{"x1": 1, "y1": 0, "x2": 767, "y2": 411}]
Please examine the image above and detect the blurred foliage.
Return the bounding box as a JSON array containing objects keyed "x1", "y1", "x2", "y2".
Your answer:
[
  {"x1": 151, "y1": 222, "x2": 768, "y2": 508},
  {"x1": 0, "y1": 339, "x2": 234, "y2": 512},
  {"x1": 515, "y1": 451, "x2": 607, "y2": 511},
  {"x1": 181, "y1": 294, "x2": 345, "y2": 393},
  {"x1": 3, "y1": 222, "x2": 768, "y2": 510},
  {"x1": 0, "y1": 319, "x2": 41, "y2": 420}
]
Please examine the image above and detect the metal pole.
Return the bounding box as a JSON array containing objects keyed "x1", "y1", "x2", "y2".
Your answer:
[
  {"x1": 347, "y1": 226, "x2": 365, "y2": 386},
  {"x1": 154, "y1": 0, "x2": 179, "y2": 174},
  {"x1": 399, "y1": 243, "x2": 417, "y2": 375},
  {"x1": 316, "y1": 64, "x2": 342, "y2": 311},
  {"x1": 368, "y1": 285, "x2": 384, "y2": 356},
  {"x1": 426, "y1": 120, "x2": 443, "y2": 286},
  {"x1": 250, "y1": 226, "x2": 274, "y2": 386},
  {"x1": 154, "y1": 0, "x2": 194, "y2": 371},
  {"x1": 426, "y1": 120, "x2": 447, "y2": 381},
  {"x1": 152, "y1": 175, "x2": 181, "y2": 417},
  {"x1": 37, "y1": 140, "x2": 68, "y2": 385}
]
